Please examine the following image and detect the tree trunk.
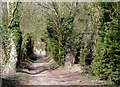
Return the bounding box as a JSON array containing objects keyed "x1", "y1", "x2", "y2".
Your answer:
[
  {"x1": 1, "y1": 2, "x2": 19, "y2": 78},
  {"x1": 2, "y1": 34, "x2": 17, "y2": 78},
  {"x1": 65, "y1": 53, "x2": 75, "y2": 68}
]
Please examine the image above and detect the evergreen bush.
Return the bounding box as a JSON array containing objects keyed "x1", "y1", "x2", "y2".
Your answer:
[
  {"x1": 92, "y1": 2, "x2": 120, "y2": 85},
  {"x1": 20, "y1": 33, "x2": 35, "y2": 68}
]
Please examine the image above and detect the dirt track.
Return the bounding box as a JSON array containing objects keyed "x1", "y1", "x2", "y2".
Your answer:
[{"x1": 17, "y1": 56, "x2": 110, "y2": 85}]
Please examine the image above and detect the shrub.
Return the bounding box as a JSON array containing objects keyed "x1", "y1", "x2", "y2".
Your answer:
[
  {"x1": 92, "y1": 2, "x2": 120, "y2": 85},
  {"x1": 20, "y1": 33, "x2": 35, "y2": 68}
]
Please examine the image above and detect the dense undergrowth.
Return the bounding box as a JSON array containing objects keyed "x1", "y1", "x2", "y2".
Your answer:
[
  {"x1": 19, "y1": 33, "x2": 35, "y2": 68},
  {"x1": 92, "y1": 2, "x2": 120, "y2": 85}
]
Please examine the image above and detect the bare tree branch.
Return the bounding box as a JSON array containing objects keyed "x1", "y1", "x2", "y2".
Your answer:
[{"x1": 8, "y1": 1, "x2": 19, "y2": 28}]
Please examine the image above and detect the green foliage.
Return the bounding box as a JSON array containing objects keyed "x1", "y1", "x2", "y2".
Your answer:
[
  {"x1": 1, "y1": 2, "x2": 22, "y2": 66},
  {"x1": 92, "y1": 2, "x2": 120, "y2": 85},
  {"x1": 24, "y1": 33, "x2": 35, "y2": 56},
  {"x1": 42, "y1": 3, "x2": 78, "y2": 66},
  {"x1": 1, "y1": 23, "x2": 10, "y2": 64},
  {"x1": 80, "y1": 38, "x2": 93, "y2": 66},
  {"x1": 1, "y1": 3, "x2": 10, "y2": 63},
  {"x1": 79, "y1": 3, "x2": 98, "y2": 67},
  {"x1": 9, "y1": 4, "x2": 22, "y2": 66},
  {"x1": 20, "y1": 33, "x2": 35, "y2": 68},
  {"x1": 45, "y1": 17, "x2": 71, "y2": 65}
]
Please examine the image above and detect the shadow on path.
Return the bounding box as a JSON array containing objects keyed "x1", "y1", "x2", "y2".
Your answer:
[
  {"x1": 17, "y1": 68, "x2": 49, "y2": 75},
  {"x1": 17, "y1": 54, "x2": 49, "y2": 75},
  {"x1": 28, "y1": 66, "x2": 48, "y2": 71}
]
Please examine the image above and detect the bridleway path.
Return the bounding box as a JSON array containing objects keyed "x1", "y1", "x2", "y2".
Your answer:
[{"x1": 18, "y1": 54, "x2": 108, "y2": 85}]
